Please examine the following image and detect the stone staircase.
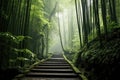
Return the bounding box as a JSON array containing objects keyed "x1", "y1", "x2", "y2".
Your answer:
[{"x1": 20, "y1": 54, "x2": 81, "y2": 80}]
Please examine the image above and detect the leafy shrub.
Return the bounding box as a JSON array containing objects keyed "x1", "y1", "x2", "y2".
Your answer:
[{"x1": 0, "y1": 32, "x2": 37, "y2": 70}]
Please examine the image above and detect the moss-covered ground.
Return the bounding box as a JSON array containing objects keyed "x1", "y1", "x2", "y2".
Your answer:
[{"x1": 65, "y1": 28, "x2": 120, "y2": 80}]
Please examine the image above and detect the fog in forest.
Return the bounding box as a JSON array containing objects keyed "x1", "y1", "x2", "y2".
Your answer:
[
  {"x1": 48, "y1": 0, "x2": 79, "y2": 54},
  {"x1": 1, "y1": 0, "x2": 120, "y2": 80}
]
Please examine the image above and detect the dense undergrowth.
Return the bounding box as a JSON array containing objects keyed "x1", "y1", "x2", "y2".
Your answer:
[
  {"x1": 0, "y1": 32, "x2": 39, "y2": 79},
  {"x1": 65, "y1": 28, "x2": 120, "y2": 80}
]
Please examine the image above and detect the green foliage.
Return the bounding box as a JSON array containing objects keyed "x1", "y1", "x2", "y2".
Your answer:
[
  {"x1": 80, "y1": 38, "x2": 120, "y2": 64},
  {"x1": 75, "y1": 35, "x2": 120, "y2": 80},
  {"x1": 30, "y1": 0, "x2": 50, "y2": 31},
  {"x1": 72, "y1": 36, "x2": 80, "y2": 49},
  {"x1": 16, "y1": 36, "x2": 32, "y2": 44},
  {"x1": 108, "y1": 21, "x2": 120, "y2": 32},
  {"x1": 0, "y1": 32, "x2": 37, "y2": 70},
  {"x1": 29, "y1": 0, "x2": 52, "y2": 59},
  {"x1": 0, "y1": 32, "x2": 17, "y2": 45},
  {"x1": 0, "y1": 32, "x2": 32, "y2": 45},
  {"x1": 17, "y1": 49, "x2": 36, "y2": 59},
  {"x1": 9, "y1": 48, "x2": 37, "y2": 69}
]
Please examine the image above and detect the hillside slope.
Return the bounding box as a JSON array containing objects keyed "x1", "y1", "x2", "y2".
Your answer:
[{"x1": 75, "y1": 28, "x2": 120, "y2": 80}]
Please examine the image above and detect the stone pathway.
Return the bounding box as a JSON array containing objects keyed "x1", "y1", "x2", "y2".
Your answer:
[{"x1": 17, "y1": 54, "x2": 81, "y2": 80}]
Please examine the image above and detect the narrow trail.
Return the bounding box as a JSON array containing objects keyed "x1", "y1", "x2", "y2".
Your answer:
[{"x1": 19, "y1": 54, "x2": 81, "y2": 80}]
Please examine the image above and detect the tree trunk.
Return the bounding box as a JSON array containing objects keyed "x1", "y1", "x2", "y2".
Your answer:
[
  {"x1": 101, "y1": 0, "x2": 108, "y2": 40},
  {"x1": 75, "y1": 0, "x2": 82, "y2": 48}
]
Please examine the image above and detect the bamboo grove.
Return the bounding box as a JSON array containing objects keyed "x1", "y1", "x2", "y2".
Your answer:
[
  {"x1": 57, "y1": 0, "x2": 120, "y2": 79},
  {"x1": 56, "y1": 0, "x2": 120, "y2": 53},
  {"x1": 0, "y1": 0, "x2": 120, "y2": 79},
  {"x1": 0, "y1": 0, "x2": 52, "y2": 71},
  {"x1": 74, "y1": 0, "x2": 119, "y2": 48}
]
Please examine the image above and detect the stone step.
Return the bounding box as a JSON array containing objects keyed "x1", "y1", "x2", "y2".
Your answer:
[
  {"x1": 44, "y1": 61, "x2": 68, "y2": 64},
  {"x1": 31, "y1": 69, "x2": 74, "y2": 73},
  {"x1": 17, "y1": 54, "x2": 81, "y2": 80},
  {"x1": 21, "y1": 77, "x2": 80, "y2": 80},
  {"x1": 48, "y1": 58, "x2": 66, "y2": 61},
  {"x1": 47, "y1": 60, "x2": 66, "y2": 62},
  {"x1": 50, "y1": 58, "x2": 64, "y2": 59},
  {"x1": 52, "y1": 54, "x2": 63, "y2": 57},
  {"x1": 26, "y1": 72, "x2": 78, "y2": 78},
  {"x1": 39, "y1": 63, "x2": 70, "y2": 66},
  {"x1": 34, "y1": 65, "x2": 71, "y2": 69}
]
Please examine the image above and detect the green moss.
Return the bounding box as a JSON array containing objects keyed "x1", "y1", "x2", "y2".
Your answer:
[
  {"x1": 63, "y1": 53, "x2": 88, "y2": 80},
  {"x1": 75, "y1": 30, "x2": 120, "y2": 80}
]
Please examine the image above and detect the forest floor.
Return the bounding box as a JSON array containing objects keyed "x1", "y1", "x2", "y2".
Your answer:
[{"x1": 75, "y1": 28, "x2": 120, "y2": 80}]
